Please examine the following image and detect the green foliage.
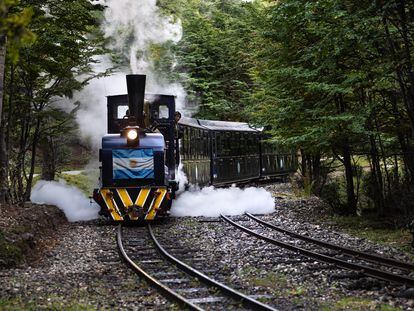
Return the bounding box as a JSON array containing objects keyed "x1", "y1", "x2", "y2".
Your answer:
[
  {"x1": 246, "y1": 0, "x2": 414, "y2": 215},
  {"x1": 0, "y1": 297, "x2": 96, "y2": 311},
  {"x1": 154, "y1": 0, "x2": 414, "y2": 215},
  {"x1": 2, "y1": 0, "x2": 105, "y2": 202},
  {"x1": 326, "y1": 214, "x2": 413, "y2": 254},
  {"x1": 161, "y1": 0, "x2": 261, "y2": 120},
  {"x1": 251, "y1": 1, "x2": 374, "y2": 149},
  {"x1": 58, "y1": 172, "x2": 96, "y2": 196},
  {"x1": 323, "y1": 297, "x2": 401, "y2": 311},
  {"x1": 15, "y1": 0, "x2": 105, "y2": 100},
  {"x1": 0, "y1": 0, "x2": 35, "y2": 60}
]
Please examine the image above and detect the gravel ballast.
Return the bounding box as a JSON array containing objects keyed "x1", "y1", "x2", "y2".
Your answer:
[{"x1": 1, "y1": 183, "x2": 413, "y2": 310}]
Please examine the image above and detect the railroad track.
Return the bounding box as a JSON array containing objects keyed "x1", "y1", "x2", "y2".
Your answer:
[
  {"x1": 221, "y1": 214, "x2": 414, "y2": 288},
  {"x1": 116, "y1": 224, "x2": 278, "y2": 310}
]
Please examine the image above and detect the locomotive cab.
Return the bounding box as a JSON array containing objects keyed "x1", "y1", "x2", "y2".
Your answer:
[{"x1": 93, "y1": 75, "x2": 178, "y2": 222}]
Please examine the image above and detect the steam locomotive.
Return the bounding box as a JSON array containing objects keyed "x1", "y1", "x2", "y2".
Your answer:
[{"x1": 92, "y1": 75, "x2": 297, "y2": 222}]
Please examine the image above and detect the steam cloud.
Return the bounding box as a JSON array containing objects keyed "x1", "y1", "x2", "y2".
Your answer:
[
  {"x1": 70, "y1": 0, "x2": 188, "y2": 148},
  {"x1": 170, "y1": 186, "x2": 275, "y2": 217},
  {"x1": 31, "y1": 181, "x2": 100, "y2": 222}
]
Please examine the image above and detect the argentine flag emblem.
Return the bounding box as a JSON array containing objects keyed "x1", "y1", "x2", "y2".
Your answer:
[{"x1": 112, "y1": 149, "x2": 154, "y2": 179}]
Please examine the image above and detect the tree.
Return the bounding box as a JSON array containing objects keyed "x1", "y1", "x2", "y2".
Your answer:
[
  {"x1": 0, "y1": 0, "x2": 34, "y2": 203},
  {"x1": 250, "y1": 0, "x2": 414, "y2": 215},
  {"x1": 2, "y1": 0, "x2": 104, "y2": 202},
  {"x1": 157, "y1": 0, "x2": 259, "y2": 120}
]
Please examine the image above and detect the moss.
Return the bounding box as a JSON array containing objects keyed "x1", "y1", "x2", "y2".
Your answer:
[
  {"x1": 326, "y1": 214, "x2": 413, "y2": 255},
  {"x1": 238, "y1": 266, "x2": 307, "y2": 302},
  {"x1": 9, "y1": 224, "x2": 31, "y2": 235},
  {"x1": 322, "y1": 297, "x2": 402, "y2": 311},
  {"x1": 0, "y1": 297, "x2": 96, "y2": 310},
  {"x1": 250, "y1": 272, "x2": 288, "y2": 289},
  {"x1": 0, "y1": 229, "x2": 23, "y2": 267},
  {"x1": 58, "y1": 173, "x2": 95, "y2": 196}
]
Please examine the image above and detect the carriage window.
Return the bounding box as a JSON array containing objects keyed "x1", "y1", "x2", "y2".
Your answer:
[
  {"x1": 198, "y1": 130, "x2": 202, "y2": 158},
  {"x1": 117, "y1": 105, "x2": 129, "y2": 119},
  {"x1": 216, "y1": 133, "x2": 222, "y2": 157},
  {"x1": 228, "y1": 132, "x2": 233, "y2": 156},
  {"x1": 212, "y1": 132, "x2": 217, "y2": 157},
  {"x1": 203, "y1": 131, "x2": 208, "y2": 158},
  {"x1": 183, "y1": 127, "x2": 188, "y2": 158},
  {"x1": 196, "y1": 129, "x2": 201, "y2": 159},
  {"x1": 230, "y1": 132, "x2": 235, "y2": 156},
  {"x1": 234, "y1": 132, "x2": 240, "y2": 156},
  {"x1": 193, "y1": 129, "x2": 198, "y2": 158},
  {"x1": 240, "y1": 133, "x2": 246, "y2": 154},
  {"x1": 224, "y1": 132, "x2": 231, "y2": 156},
  {"x1": 251, "y1": 135, "x2": 257, "y2": 154},
  {"x1": 189, "y1": 128, "x2": 193, "y2": 158},
  {"x1": 198, "y1": 129, "x2": 202, "y2": 159},
  {"x1": 159, "y1": 105, "x2": 169, "y2": 119}
]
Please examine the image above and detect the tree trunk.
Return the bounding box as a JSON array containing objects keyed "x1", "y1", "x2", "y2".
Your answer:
[
  {"x1": 342, "y1": 142, "x2": 357, "y2": 215},
  {"x1": 0, "y1": 35, "x2": 7, "y2": 204},
  {"x1": 0, "y1": 122, "x2": 8, "y2": 203},
  {"x1": 394, "y1": 155, "x2": 399, "y2": 184},
  {"x1": 13, "y1": 114, "x2": 30, "y2": 201},
  {"x1": 40, "y1": 136, "x2": 56, "y2": 181},
  {"x1": 336, "y1": 94, "x2": 357, "y2": 215},
  {"x1": 0, "y1": 35, "x2": 6, "y2": 124},
  {"x1": 375, "y1": 115, "x2": 391, "y2": 195},
  {"x1": 369, "y1": 134, "x2": 386, "y2": 215},
  {"x1": 312, "y1": 154, "x2": 322, "y2": 195},
  {"x1": 24, "y1": 117, "x2": 41, "y2": 201}
]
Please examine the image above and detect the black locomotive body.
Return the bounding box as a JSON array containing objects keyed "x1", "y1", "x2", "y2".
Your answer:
[
  {"x1": 93, "y1": 74, "x2": 297, "y2": 222},
  {"x1": 93, "y1": 75, "x2": 178, "y2": 222}
]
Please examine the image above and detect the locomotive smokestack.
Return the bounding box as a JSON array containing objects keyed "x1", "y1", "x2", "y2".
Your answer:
[{"x1": 126, "y1": 74, "x2": 146, "y2": 128}]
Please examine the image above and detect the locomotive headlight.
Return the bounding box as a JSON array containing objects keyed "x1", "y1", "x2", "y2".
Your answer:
[
  {"x1": 122, "y1": 125, "x2": 140, "y2": 146},
  {"x1": 127, "y1": 129, "x2": 138, "y2": 140}
]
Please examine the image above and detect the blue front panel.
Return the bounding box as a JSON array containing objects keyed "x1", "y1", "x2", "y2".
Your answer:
[{"x1": 112, "y1": 149, "x2": 154, "y2": 179}]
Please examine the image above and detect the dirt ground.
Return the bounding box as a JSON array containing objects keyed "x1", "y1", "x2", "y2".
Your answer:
[{"x1": 0, "y1": 202, "x2": 67, "y2": 268}]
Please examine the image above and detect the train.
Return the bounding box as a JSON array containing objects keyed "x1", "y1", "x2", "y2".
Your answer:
[{"x1": 92, "y1": 75, "x2": 297, "y2": 222}]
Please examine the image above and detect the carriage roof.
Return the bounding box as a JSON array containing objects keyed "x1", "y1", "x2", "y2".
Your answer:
[{"x1": 178, "y1": 117, "x2": 259, "y2": 132}]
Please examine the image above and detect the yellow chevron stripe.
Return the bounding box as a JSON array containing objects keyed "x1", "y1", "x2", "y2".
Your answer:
[
  {"x1": 135, "y1": 188, "x2": 150, "y2": 207},
  {"x1": 101, "y1": 189, "x2": 123, "y2": 221},
  {"x1": 117, "y1": 189, "x2": 133, "y2": 206},
  {"x1": 145, "y1": 188, "x2": 167, "y2": 220},
  {"x1": 117, "y1": 189, "x2": 137, "y2": 221}
]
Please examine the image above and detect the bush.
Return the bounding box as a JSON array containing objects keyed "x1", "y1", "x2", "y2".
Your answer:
[{"x1": 320, "y1": 182, "x2": 347, "y2": 214}]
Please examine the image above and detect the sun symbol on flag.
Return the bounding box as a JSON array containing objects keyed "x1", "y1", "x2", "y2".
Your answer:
[{"x1": 129, "y1": 159, "x2": 138, "y2": 168}]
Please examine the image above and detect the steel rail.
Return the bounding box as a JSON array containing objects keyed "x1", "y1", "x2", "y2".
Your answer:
[
  {"x1": 221, "y1": 215, "x2": 414, "y2": 287},
  {"x1": 116, "y1": 225, "x2": 202, "y2": 311},
  {"x1": 147, "y1": 224, "x2": 278, "y2": 311},
  {"x1": 246, "y1": 213, "x2": 414, "y2": 271}
]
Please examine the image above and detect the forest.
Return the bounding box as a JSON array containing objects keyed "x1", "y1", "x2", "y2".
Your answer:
[{"x1": 1, "y1": 0, "x2": 414, "y2": 223}]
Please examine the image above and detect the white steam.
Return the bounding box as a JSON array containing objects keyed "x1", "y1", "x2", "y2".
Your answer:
[
  {"x1": 31, "y1": 180, "x2": 100, "y2": 222},
  {"x1": 69, "y1": 0, "x2": 189, "y2": 149},
  {"x1": 103, "y1": 0, "x2": 182, "y2": 72},
  {"x1": 170, "y1": 186, "x2": 275, "y2": 217},
  {"x1": 176, "y1": 163, "x2": 188, "y2": 195},
  {"x1": 102, "y1": 0, "x2": 187, "y2": 111}
]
